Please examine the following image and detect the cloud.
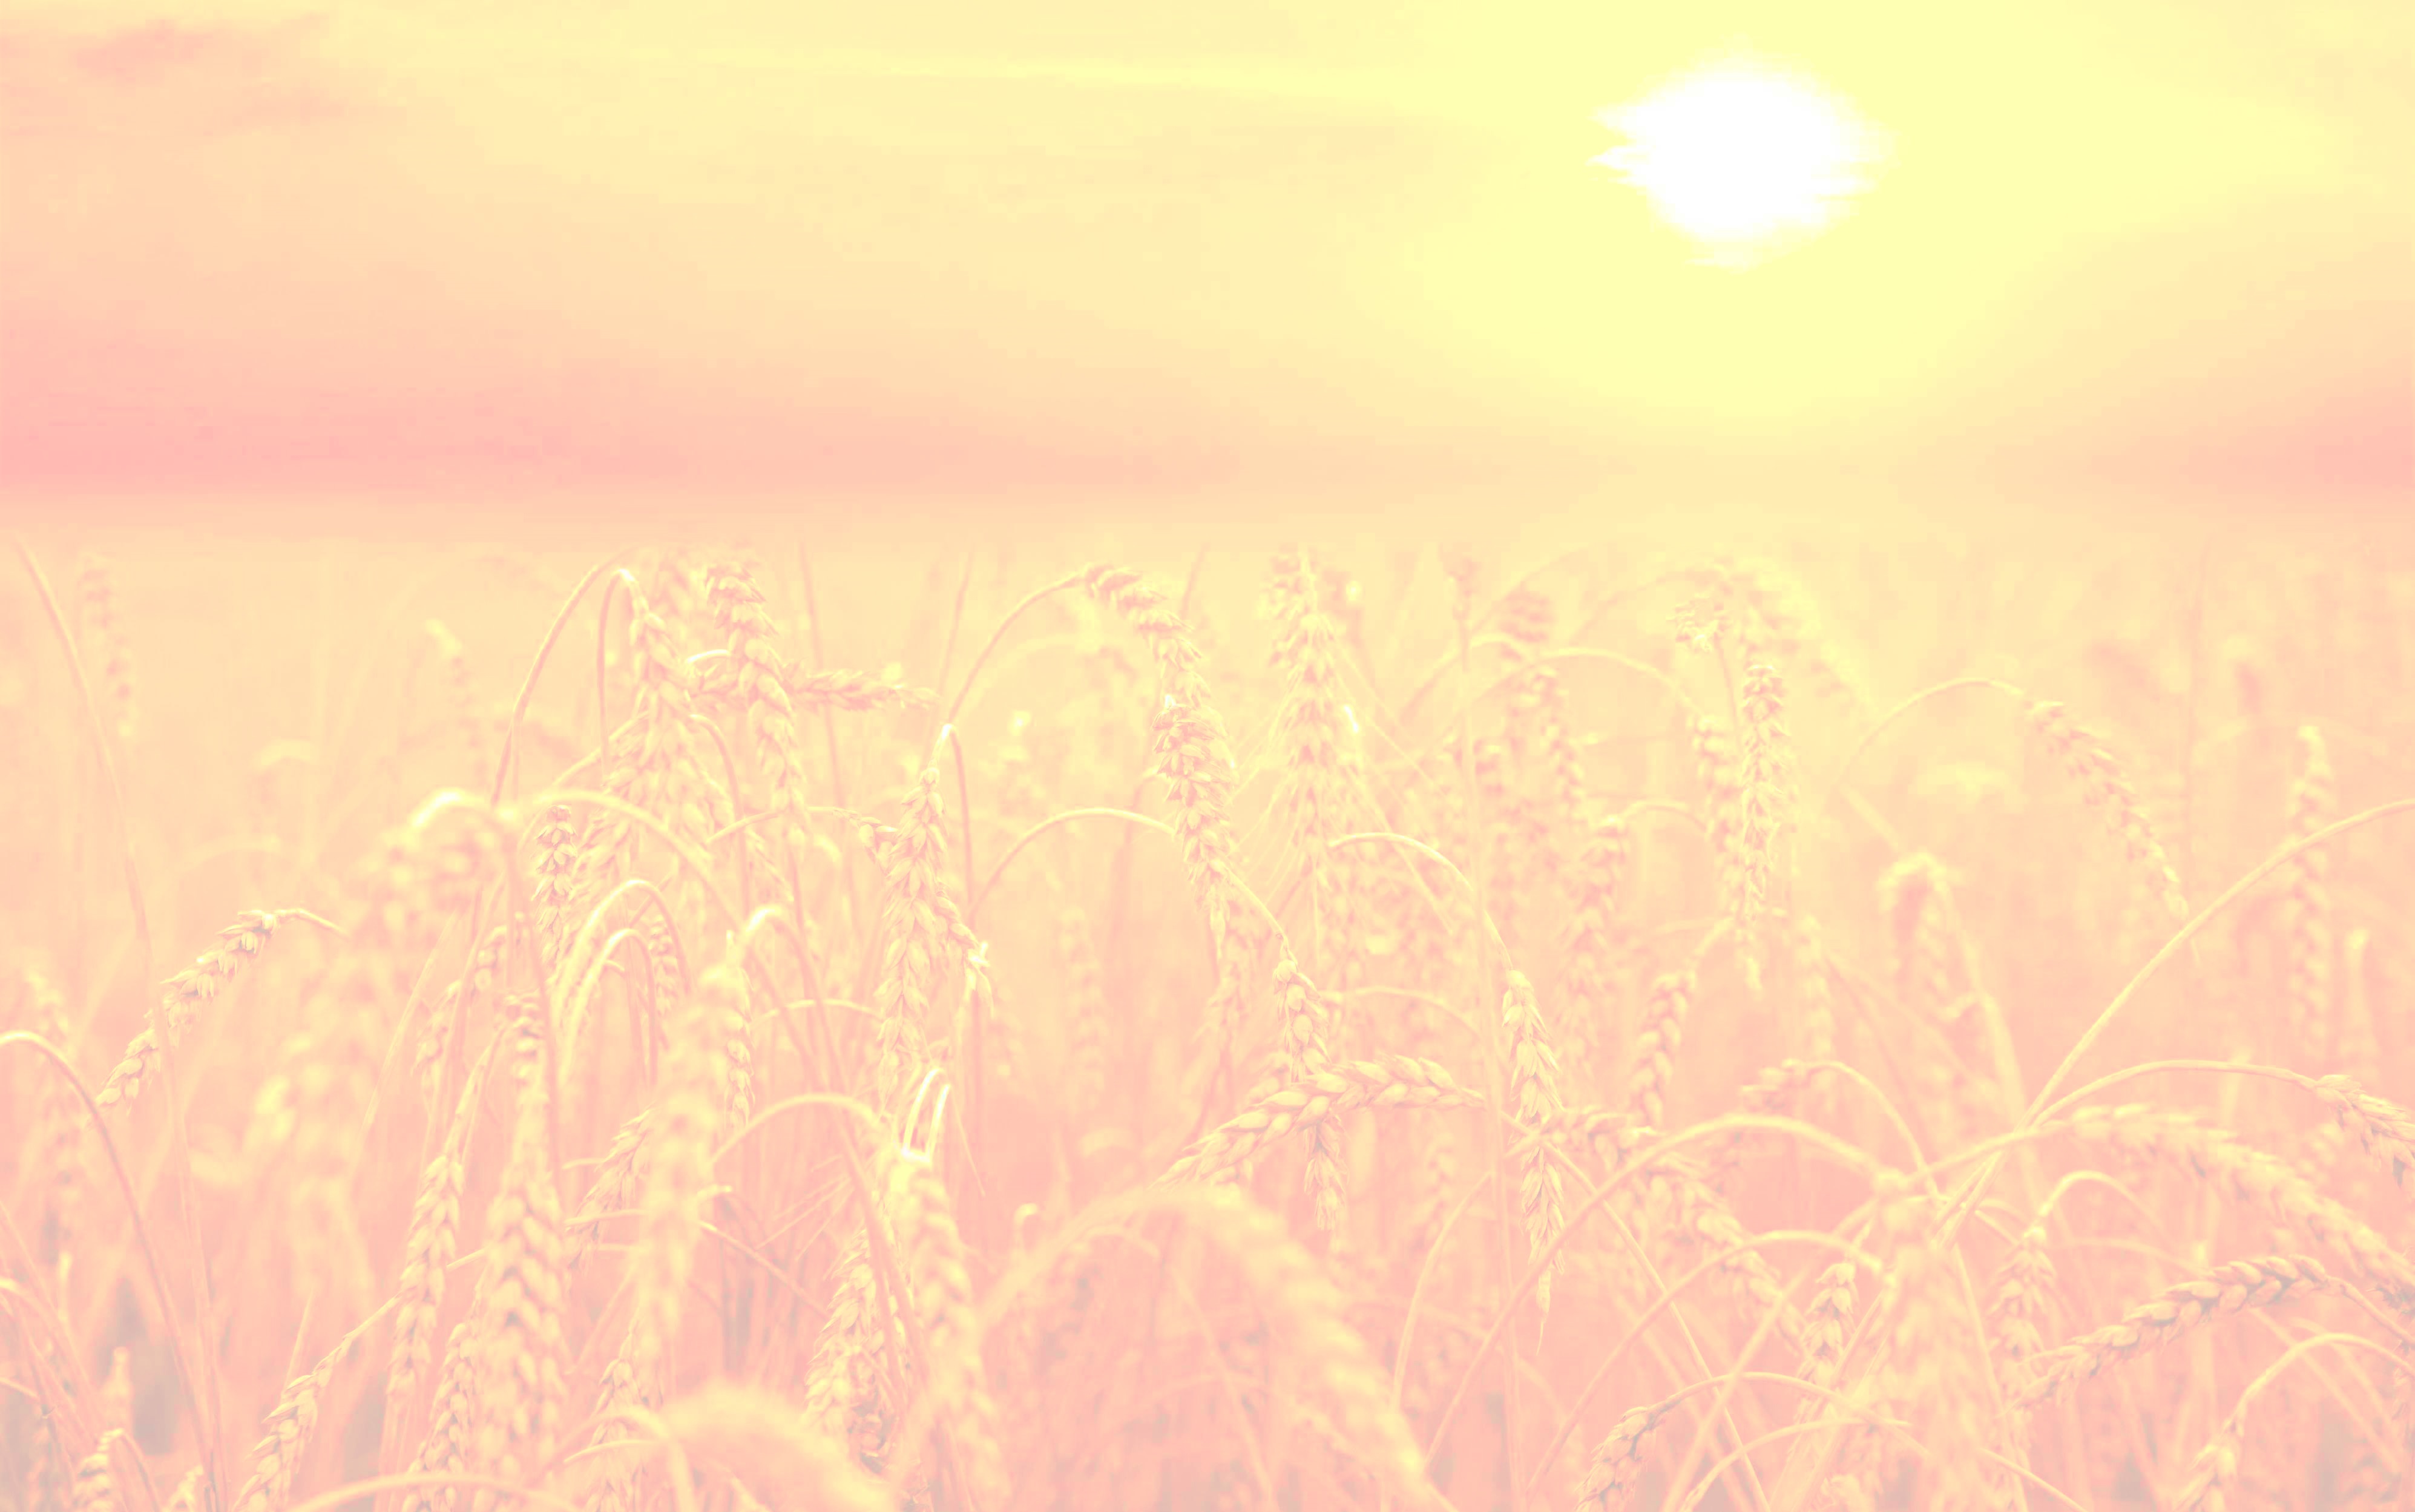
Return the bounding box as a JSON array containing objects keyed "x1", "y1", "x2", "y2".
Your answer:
[
  {"x1": 74, "y1": 16, "x2": 272, "y2": 81},
  {"x1": 1, "y1": 12, "x2": 354, "y2": 139}
]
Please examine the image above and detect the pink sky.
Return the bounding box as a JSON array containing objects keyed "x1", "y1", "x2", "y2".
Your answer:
[{"x1": 2, "y1": 1, "x2": 2407, "y2": 514}]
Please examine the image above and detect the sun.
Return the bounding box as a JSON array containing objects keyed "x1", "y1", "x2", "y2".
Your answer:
[{"x1": 1593, "y1": 53, "x2": 1890, "y2": 269}]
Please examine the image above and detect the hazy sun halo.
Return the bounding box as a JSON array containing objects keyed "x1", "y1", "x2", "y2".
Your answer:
[{"x1": 1594, "y1": 56, "x2": 1890, "y2": 269}]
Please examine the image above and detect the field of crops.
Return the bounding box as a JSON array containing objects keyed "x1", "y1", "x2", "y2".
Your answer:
[{"x1": 4, "y1": 528, "x2": 2411, "y2": 1511}]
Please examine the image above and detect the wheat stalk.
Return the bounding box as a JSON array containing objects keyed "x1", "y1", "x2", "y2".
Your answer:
[
  {"x1": 702, "y1": 558, "x2": 813, "y2": 849},
  {"x1": 876, "y1": 1142, "x2": 1011, "y2": 1507},
  {"x1": 2014, "y1": 1255, "x2": 2335, "y2": 1408},
  {"x1": 230, "y1": 1332, "x2": 349, "y2": 1512},
  {"x1": 2282, "y1": 723, "x2": 2337, "y2": 1064},
  {"x1": 97, "y1": 909, "x2": 284, "y2": 1110},
  {"x1": 566, "y1": 1106, "x2": 652, "y2": 1269},
  {"x1": 2315, "y1": 1074, "x2": 2415, "y2": 1195},
  {"x1": 467, "y1": 1008, "x2": 564, "y2": 1511},
  {"x1": 1273, "y1": 954, "x2": 1348, "y2": 1234},
  {"x1": 1160, "y1": 1057, "x2": 1483, "y2": 1189},
  {"x1": 1565, "y1": 1108, "x2": 1805, "y2": 1353},
  {"x1": 1269, "y1": 547, "x2": 1371, "y2": 978},
  {"x1": 1083, "y1": 562, "x2": 1247, "y2": 956},
  {"x1": 659, "y1": 1382, "x2": 894, "y2": 1512},
  {"x1": 1735, "y1": 661, "x2": 1793, "y2": 990},
  {"x1": 2026, "y1": 699, "x2": 2189, "y2": 922},
  {"x1": 1060, "y1": 906, "x2": 1108, "y2": 1120},
  {"x1": 1146, "y1": 1184, "x2": 1443, "y2": 1510},
  {"x1": 75, "y1": 557, "x2": 136, "y2": 741},
  {"x1": 1502, "y1": 969, "x2": 1566, "y2": 1310},
  {"x1": 2060, "y1": 1104, "x2": 2415, "y2": 1310},
  {"x1": 783, "y1": 667, "x2": 935, "y2": 714},
  {"x1": 1577, "y1": 1395, "x2": 1684, "y2": 1511},
  {"x1": 68, "y1": 1430, "x2": 123, "y2": 1512},
  {"x1": 1625, "y1": 969, "x2": 1697, "y2": 1132},
  {"x1": 161, "y1": 1465, "x2": 204, "y2": 1512},
  {"x1": 869, "y1": 764, "x2": 949, "y2": 1115},
  {"x1": 1985, "y1": 1223, "x2": 2055, "y2": 1369},
  {"x1": 385, "y1": 1059, "x2": 477, "y2": 1442},
  {"x1": 1799, "y1": 1260, "x2": 1858, "y2": 1391},
  {"x1": 18, "y1": 963, "x2": 83, "y2": 1271},
  {"x1": 630, "y1": 948, "x2": 744, "y2": 1373}
]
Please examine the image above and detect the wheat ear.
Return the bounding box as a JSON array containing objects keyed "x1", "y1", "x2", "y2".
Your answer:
[
  {"x1": 1160, "y1": 1057, "x2": 1484, "y2": 1189},
  {"x1": 2013, "y1": 1255, "x2": 2336, "y2": 1408},
  {"x1": 660, "y1": 1382, "x2": 895, "y2": 1512},
  {"x1": 97, "y1": 909, "x2": 284, "y2": 1109}
]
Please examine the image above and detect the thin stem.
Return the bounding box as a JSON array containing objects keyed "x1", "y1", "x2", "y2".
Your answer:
[
  {"x1": 8, "y1": 540, "x2": 228, "y2": 1500},
  {"x1": 971, "y1": 807, "x2": 1175, "y2": 926},
  {"x1": 2025, "y1": 799, "x2": 2415, "y2": 1123},
  {"x1": 941, "y1": 570, "x2": 1086, "y2": 733},
  {"x1": 0, "y1": 1034, "x2": 213, "y2": 1492},
  {"x1": 491, "y1": 550, "x2": 637, "y2": 806}
]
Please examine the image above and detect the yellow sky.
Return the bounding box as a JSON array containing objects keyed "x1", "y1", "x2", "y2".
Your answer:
[{"x1": 1, "y1": 0, "x2": 2406, "y2": 506}]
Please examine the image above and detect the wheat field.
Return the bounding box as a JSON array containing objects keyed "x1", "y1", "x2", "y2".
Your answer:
[{"x1": 4, "y1": 528, "x2": 2411, "y2": 1512}]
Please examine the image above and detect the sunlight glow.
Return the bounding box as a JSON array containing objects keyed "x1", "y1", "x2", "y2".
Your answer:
[{"x1": 1594, "y1": 54, "x2": 1891, "y2": 270}]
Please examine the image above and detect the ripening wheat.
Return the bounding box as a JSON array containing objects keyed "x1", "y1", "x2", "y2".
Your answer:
[{"x1": 5, "y1": 531, "x2": 2408, "y2": 1512}]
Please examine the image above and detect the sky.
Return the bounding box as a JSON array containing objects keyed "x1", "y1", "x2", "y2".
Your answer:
[{"x1": 1, "y1": 0, "x2": 2407, "y2": 522}]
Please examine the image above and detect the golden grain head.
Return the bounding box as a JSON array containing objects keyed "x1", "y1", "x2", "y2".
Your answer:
[{"x1": 5, "y1": 537, "x2": 2407, "y2": 1512}]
